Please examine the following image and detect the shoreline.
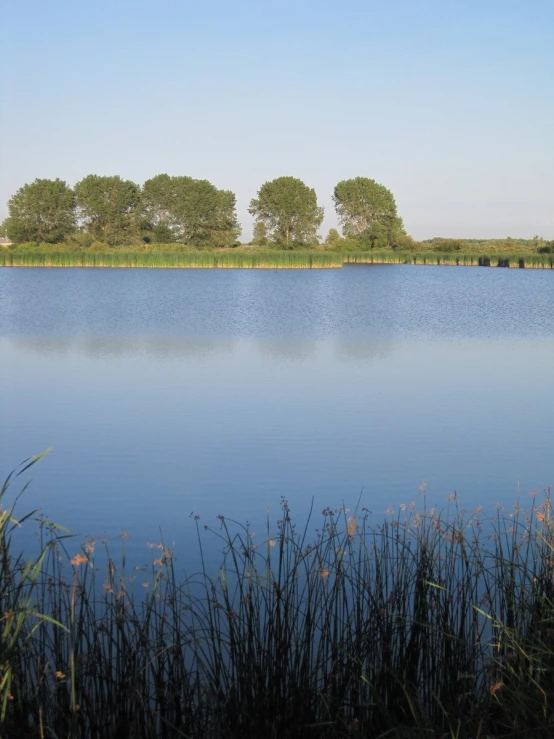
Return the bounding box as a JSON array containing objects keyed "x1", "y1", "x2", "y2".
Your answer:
[{"x1": 1, "y1": 250, "x2": 554, "y2": 269}]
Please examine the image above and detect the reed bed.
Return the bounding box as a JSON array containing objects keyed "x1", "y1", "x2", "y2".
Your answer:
[
  {"x1": 3, "y1": 459, "x2": 554, "y2": 738},
  {"x1": 2, "y1": 249, "x2": 554, "y2": 270},
  {"x1": 0, "y1": 251, "x2": 343, "y2": 269},
  {"x1": 344, "y1": 251, "x2": 554, "y2": 268}
]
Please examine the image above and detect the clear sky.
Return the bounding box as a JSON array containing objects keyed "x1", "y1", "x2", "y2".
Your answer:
[{"x1": 1, "y1": 0, "x2": 552, "y2": 240}]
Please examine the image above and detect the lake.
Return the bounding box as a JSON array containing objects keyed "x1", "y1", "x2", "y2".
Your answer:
[{"x1": 1, "y1": 265, "x2": 553, "y2": 568}]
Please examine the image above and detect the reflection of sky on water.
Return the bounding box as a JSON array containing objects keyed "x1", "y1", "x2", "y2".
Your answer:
[
  {"x1": 8, "y1": 335, "x2": 393, "y2": 365},
  {"x1": 1, "y1": 265, "x2": 554, "y2": 569},
  {"x1": 3, "y1": 264, "x2": 554, "y2": 342},
  {"x1": 9, "y1": 336, "x2": 237, "y2": 361}
]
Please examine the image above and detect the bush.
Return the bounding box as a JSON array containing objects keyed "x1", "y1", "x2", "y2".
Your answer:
[
  {"x1": 394, "y1": 234, "x2": 425, "y2": 251},
  {"x1": 66, "y1": 232, "x2": 95, "y2": 248},
  {"x1": 431, "y1": 238, "x2": 464, "y2": 252}
]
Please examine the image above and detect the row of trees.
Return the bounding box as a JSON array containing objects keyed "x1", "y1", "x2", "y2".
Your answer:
[
  {"x1": 4, "y1": 175, "x2": 240, "y2": 248},
  {"x1": 3, "y1": 175, "x2": 405, "y2": 249}
]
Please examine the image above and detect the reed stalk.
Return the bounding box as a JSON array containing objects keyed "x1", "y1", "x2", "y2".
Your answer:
[
  {"x1": 1, "y1": 250, "x2": 553, "y2": 269},
  {"x1": 2, "y1": 466, "x2": 554, "y2": 737}
]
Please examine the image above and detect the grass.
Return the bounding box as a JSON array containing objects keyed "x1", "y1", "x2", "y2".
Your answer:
[
  {"x1": 1, "y1": 249, "x2": 554, "y2": 269},
  {"x1": 3, "y1": 461, "x2": 554, "y2": 737}
]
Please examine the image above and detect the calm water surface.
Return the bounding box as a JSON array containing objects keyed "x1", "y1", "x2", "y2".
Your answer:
[{"x1": 1, "y1": 265, "x2": 553, "y2": 566}]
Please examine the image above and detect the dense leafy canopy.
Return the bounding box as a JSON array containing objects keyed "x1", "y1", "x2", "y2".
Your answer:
[
  {"x1": 333, "y1": 177, "x2": 404, "y2": 247},
  {"x1": 325, "y1": 228, "x2": 341, "y2": 245},
  {"x1": 142, "y1": 174, "x2": 240, "y2": 247},
  {"x1": 252, "y1": 221, "x2": 269, "y2": 246},
  {"x1": 12, "y1": 174, "x2": 542, "y2": 255},
  {"x1": 74, "y1": 175, "x2": 142, "y2": 246},
  {"x1": 249, "y1": 177, "x2": 324, "y2": 247},
  {"x1": 6, "y1": 179, "x2": 75, "y2": 243}
]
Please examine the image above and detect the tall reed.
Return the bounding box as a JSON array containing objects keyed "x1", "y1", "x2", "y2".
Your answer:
[
  {"x1": 0, "y1": 249, "x2": 554, "y2": 269},
  {"x1": 0, "y1": 251, "x2": 343, "y2": 269},
  {"x1": 344, "y1": 251, "x2": 554, "y2": 268},
  {"x1": 2, "y1": 249, "x2": 554, "y2": 269},
  {"x1": 2, "y1": 466, "x2": 554, "y2": 737}
]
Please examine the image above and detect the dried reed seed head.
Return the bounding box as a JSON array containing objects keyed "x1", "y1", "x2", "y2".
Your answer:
[{"x1": 69, "y1": 554, "x2": 88, "y2": 566}]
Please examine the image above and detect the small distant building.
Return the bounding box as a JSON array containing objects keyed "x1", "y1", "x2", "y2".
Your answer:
[{"x1": 0, "y1": 237, "x2": 12, "y2": 247}]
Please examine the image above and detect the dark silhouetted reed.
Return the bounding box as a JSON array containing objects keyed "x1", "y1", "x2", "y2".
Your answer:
[{"x1": 2, "y1": 460, "x2": 554, "y2": 737}]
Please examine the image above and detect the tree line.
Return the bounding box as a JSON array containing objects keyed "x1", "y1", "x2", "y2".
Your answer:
[{"x1": 2, "y1": 175, "x2": 405, "y2": 249}]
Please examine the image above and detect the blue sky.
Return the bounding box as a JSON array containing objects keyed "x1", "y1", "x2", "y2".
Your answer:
[{"x1": 1, "y1": 0, "x2": 552, "y2": 240}]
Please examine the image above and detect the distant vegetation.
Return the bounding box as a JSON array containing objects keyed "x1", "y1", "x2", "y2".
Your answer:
[
  {"x1": 3, "y1": 174, "x2": 550, "y2": 254},
  {"x1": 1, "y1": 250, "x2": 554, "y2": 270},
  {"x1": 3, "y1": 457, "x2": 554, "y2": 737}
]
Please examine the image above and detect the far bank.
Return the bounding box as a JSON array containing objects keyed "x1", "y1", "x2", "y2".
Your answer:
[{"x1": 1, "y1": 250, "x2": 554, "y2": 269}]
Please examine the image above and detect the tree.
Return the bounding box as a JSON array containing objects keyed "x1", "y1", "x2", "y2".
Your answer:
[
  {"x1": 333, "y1": 177, "x2": 404, "y2": 248},
  {"x1": 325, "y1": 228, "x2": 341, "y2": 245},
  {"x1": 252, "y1": 222, "x2": 268, "y2": 246},
  {"x1": 249, "y1": 177, "x2": 324, "y2": 247},
  {"x1": 74, "y1": 175, "x2": 141, "y2": 246},
  {"x1": 6, "y1": 179, "x2": 75, "y2": 243},
  {"x1": 142, "y1": 174, "x2": 240, "y2": 247},
  {"x1": 141, "y1": 174, "x2": 176, "y2": 241},
  {"x1": 179, "y1": 180, "x2": 239, "y2": 247}
]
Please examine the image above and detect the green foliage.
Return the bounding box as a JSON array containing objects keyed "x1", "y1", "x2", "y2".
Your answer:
[
  {"x1": 532, "y1": 234, "x2": 547, "y2": 250},
  {"x1": 395, "y1": 233, "x2": 423, "y2": 250},
  {"x1": 249, "y1": 176, "x2": 324, "y2": 248},
  {"x1": 431, "y1": 237, "x2": 464, "y2": 252},
  {"x1": 333, "y1": 176, "x2": 404, "y2": 247},
  {"x1": 324, "y1": 227, "x2": 341, "y2": 245},
  {"x1": 324, "y1": 236, "x2": 366, "y2": 251},
  {"x1": 422, "y1": 237, "x2": 553, "y2": 253},
  {"x1": 74, "y1": 175, "x2": 142, "y2": 246},
  {"x1": 150, "y1": 222, "x2": 176, "y2": 243},
  {"x1": 252, "y1": 221, "x2": 269, "y2": 246},
  {"x1": 6, "y1": 179, "x2": 75, "y2": 243},
  {"x1": 64, "y1": 232, "x2": 95, "y2": 249},
  {"x1": 142, "y1": 174, "x2": 240, "y2": 247},
  {"x1": 0, "y1": 219, "x2": 9, "y2": 237}
]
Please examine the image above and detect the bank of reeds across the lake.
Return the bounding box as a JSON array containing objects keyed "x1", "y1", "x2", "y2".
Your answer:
[
  {"x1": 0, "y1": 251, "x2": 344, "y2": 269},
  {"x1": 3, "y1": 457, "x2": 554, "y2": 738},
  {"x1": 344, "y1": 251, "x2": 554, "y2": 269},
  {"x1": 1, "y1": 249, "x2": 554, "y2": 270}
]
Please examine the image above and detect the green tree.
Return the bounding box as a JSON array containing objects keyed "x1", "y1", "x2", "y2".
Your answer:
[
  {"x1": 252, "y1": 222, "x2": 269, "y2": 246},
  {"x1": 179, "y1": 180, "x2": 239, "y2": 247},
  {"x1": 395, "y1": 233, "x2": 421, "y2": 251},
  {"x1": 0, "y1": 219, "x2": 8, "y2": 237},
  {"x1": 333, "y1": 177, "x2": 404, "y2": 248},
  {"x1": 6, "y1": 179, "x2": 75, "y2": 243},
  {"x1": 74, "y1": 175, "x2": 141, "y2": 246},
  {"x1": 249, "y1": 177, "x2": 324, "y2": 248},
  {"x1": 141, "y1": 174, "x2": 176, "y2": 241},
  {"x1": 325, "y1": 228, "x2": 341, "y2": 245},
  {"x1": 142, "y1": 174, "x2": 240, "y2": 247}
]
